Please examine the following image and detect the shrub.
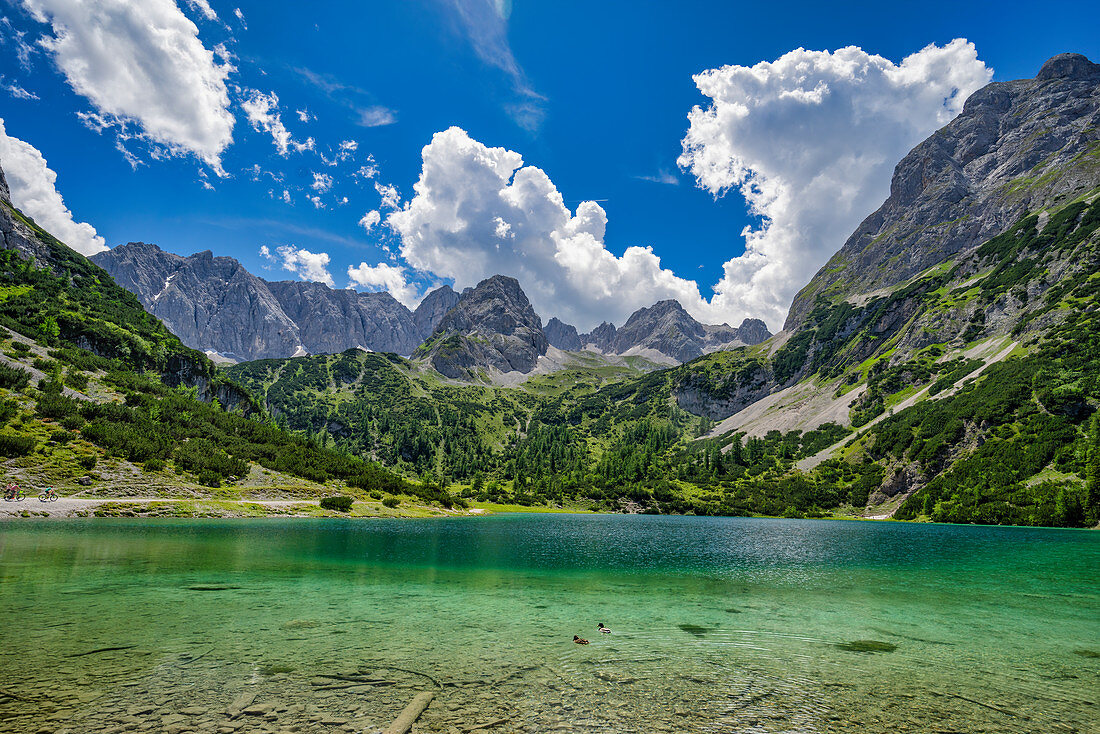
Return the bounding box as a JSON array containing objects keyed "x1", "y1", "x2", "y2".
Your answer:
[
  {"x1": 369, "y1": 490, "x2": 383, "y2": 500},
  {"x1": 382, "y1": 495, "x2": 400, "y2": 508},
  {"x1": 0, "y1": 399, "x2": 17, "y2": 425},
  {"x1": 65, "y1": 371, "x2": 89, "y2": 391},
  {"x1": 36, "y1": 392, "x2": 79, "y2": 419},
  {"x1": 174, "y1": 438, "x2": 248, "y2": 478},
  {"x1": 49, "y1": 429, "x2": 73, "y2": 444},
  {"x1": 197, "y1": 469, "x2": 222, "y2": 488},
  {"x1": 0, "y1": 433, "x2": 36, "y2": 457},
  {"x1": 320, "y1": 495, "x2": 354, "y2": 512},
  {"x1": 78, "y1": 454, "x2": 97, "y2": 470},
  {"x1": 9, "y1": 341, "x2": 29, "y2": 355},
  {"x1": 144, "y1": 458, "x2": 165, "y2": 472},
  {"x1": 0, "y1": 363, "x2": 31, "y2": 391},
  {"x1": 60, "y1": 414, "x2": 85, "y2": 430}
]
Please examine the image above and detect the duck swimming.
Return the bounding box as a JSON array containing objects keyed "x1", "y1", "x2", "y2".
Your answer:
[
  {"x1": 573, "y1": 635, "x2": 589, "y2": 645},
  {"x1": 597, "y1": 623, "x2": 612, "y2": 634}
]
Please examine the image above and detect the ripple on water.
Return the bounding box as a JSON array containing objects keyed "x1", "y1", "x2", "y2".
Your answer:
[{"x1": 0, "y1": 515, "x2": 1096, "y2": 733}]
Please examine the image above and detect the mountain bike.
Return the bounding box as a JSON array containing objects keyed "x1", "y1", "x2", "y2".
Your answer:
[
  {"x1": 5, "y1": 485, "x2": 25, "y2": 501},
  {"x1": 38, "y1": 487, "x2": 58, "y2": 502}
]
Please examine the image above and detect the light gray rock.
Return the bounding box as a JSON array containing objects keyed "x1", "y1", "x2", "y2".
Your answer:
[
  {"x1": 412, "y1": 285, "x2": 460, "y2": 340},
  {"x1": 266, "y1": 280, "x2": 420, "y2": 356},
  {"x1": 93, "y1": 243, "x2": 422, "y2": 360},
  {"x1": 580, "y1": 301, "x2": 771, "y2": 363},
  {"x1": 417, "y1": 275, "x2": 548, "y2": 378},
  {"x1": 543, "y1": 317, "x2": 582, "y2": 351}
]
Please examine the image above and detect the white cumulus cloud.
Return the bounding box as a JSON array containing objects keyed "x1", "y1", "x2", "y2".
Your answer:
[
  {"x1": 0, "y1": 118, "x2": 107, "y2": 255},
  {"x1": 263, "y1": 244, "x2": 333, "y2": 286},
  {"x1": 347, "y1": 261, "x2": 420, "y2": 308},
  {"x1": 22, "y1": 0, "x2": 235, "y2": 172},
  {"x1": 388, "y1": 126, "x2": 710, "y2": 330},
  {"x1": 358, "y1": 210, "x2": 381, "y2": 230},
  {"x1": 241, "y1": 89, "x2": 314, "y2": 156},
  {"x1": 678, "y1": 40, "x2": 991, "y2": 328}
]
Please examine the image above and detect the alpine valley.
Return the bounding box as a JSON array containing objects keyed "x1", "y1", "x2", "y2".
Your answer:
[{"x1": 2, "y1": 54, "x2": 1099, "y2": 527}]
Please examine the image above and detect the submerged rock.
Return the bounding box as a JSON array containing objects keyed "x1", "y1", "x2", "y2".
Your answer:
[
  {"x1": 677, "y1": 624, "x2": 711, "y2": 638},
  {"x1": 836, "y1": 640, "x2": 898, "y2": 653}
]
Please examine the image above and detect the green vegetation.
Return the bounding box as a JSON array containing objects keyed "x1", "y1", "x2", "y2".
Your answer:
[
  {"x1": 226, "y1": 197, "x2": 1100, "y2": 527},
  {"x1": 4, "y1": 177, "x2": 1098, "y2": 527},
  {"x1": 0, "y1": 198, "x2": 420, "y2": 504},
  {"x1": 319, "y1": 495, "x2": 354, "y2": 512}
]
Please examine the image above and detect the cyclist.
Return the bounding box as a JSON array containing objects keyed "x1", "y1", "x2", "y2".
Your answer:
[{"x1": 5, "y1": 482, "x2": 20, "y2": 501}]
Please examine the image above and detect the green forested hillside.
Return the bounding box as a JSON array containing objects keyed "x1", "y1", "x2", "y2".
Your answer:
[
  {"x1": 3, "y1": 169, "x2": 1097, "y2": 525},
  {"x1": 230, "y1": 195, "x2": 1100, "y2": 527},
  {"x1": 0, "y1": 196, "x2": 415, "y2": 502}
]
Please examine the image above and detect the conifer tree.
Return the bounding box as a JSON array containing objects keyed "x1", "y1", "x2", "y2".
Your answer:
[{"x1": 1086, "y1": 415, "x2": 1100, "y2": 521}]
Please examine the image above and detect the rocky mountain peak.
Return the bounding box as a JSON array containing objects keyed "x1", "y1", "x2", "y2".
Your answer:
[
  {"x1": 735, "y1": 318, "x2": 771, "y2": 345},
  {"x1": 1036, "y1": 53, "x2": 1100, "y2": 81},
  {"x1": 583, "y1": 321, "x2": 617, "y2": 352},
  {"x1": 412, "y1": 285, "x2": 460, "y2": 339},
  {"x1": 544, "y1": 317, "x2": 582, "y2": 351},
  {"x1": 580, "y1": 299, "x2": 771, "y2": 363},
  {"x1": 417, "y1": 274, "x2": 548, "y2": 378}
]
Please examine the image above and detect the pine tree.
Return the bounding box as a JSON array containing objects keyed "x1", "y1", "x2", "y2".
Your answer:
[{"x1": 1086, "y1": 415, "x2": 1100, "y2": 521}]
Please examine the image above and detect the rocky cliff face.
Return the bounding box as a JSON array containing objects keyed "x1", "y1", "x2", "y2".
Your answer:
[
  {"x1": 0, "y1": 158, "x2": 9, "y2": 203},
  {"x1": 544, "y1": 317, "x2": 582, "y2": 350},
  {"x1": 93, "y1": 244, "x2": 302, "y2": 360},
  {"x1": 416, "y1": 275, "x2": 549, "y2": 378},
  {"x1": 787, "y1": 53, "x2": 1100, "y2": 330},
  {"x1": 93, "y1": 242, "x2": 424, "y2": 360},
  {"x1": 605, "y1": 300, "x2": 771, "y2": 362},
  {"x1": 575, "y1": 301, "x2": 771, "y2": 362},
  {"x1": 582, "y1": 321, "x2": 617, "y2": 352},
  {"x1": 266, "y1": 280, "x2": 421, "y2": 356},
  {"x1": 411, "y1": 285, "x2": 460, "y2": 340}
]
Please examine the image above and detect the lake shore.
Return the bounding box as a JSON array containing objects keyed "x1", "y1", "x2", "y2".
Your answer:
[{"x1": 0, "y1": 493, "x2": 593, "y2": 519}]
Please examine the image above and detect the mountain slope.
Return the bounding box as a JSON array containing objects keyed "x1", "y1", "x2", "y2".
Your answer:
[
  {"x1": 787, "y1": 52, "x2": 1100, "y2": 331},
  {"x1": 220, "y1": 53, "x2": 1100, "y2": 527},
  {"x1": 0, "y1": 158, "x2": 427, "y2": 504},
  {"x1": 93, "y1": 243, "x2": 438, "y2": 360},
  {"x1": 414, "y1": 275, "x2": 549, "y2": 378},
  {"x1": 604, "y1": 300, "x2": 769, "y2": 362}
]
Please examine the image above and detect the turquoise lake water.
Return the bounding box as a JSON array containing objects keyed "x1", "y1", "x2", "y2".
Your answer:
[{"x1": 0, "y1": 515, "x2": 1097, "y2": 733}]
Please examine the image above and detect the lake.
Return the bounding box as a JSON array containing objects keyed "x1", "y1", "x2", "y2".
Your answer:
[{"x1": 0, "y1": 515, "x2": 1096, "y2": 733}]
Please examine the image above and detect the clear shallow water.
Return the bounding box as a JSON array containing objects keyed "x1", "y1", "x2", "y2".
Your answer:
[{"x1": 0, "y1": 515, "x2": 1097, "y2": 733}]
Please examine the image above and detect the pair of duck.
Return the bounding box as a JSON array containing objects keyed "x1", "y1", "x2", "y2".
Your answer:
[{"x1": 574, "y1": 623, "x2": 612, "y2": 644}]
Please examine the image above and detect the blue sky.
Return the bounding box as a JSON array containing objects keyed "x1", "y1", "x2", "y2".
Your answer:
[{"x1": 1, "y1": 0, "x2": 1098, "y2": 330}]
